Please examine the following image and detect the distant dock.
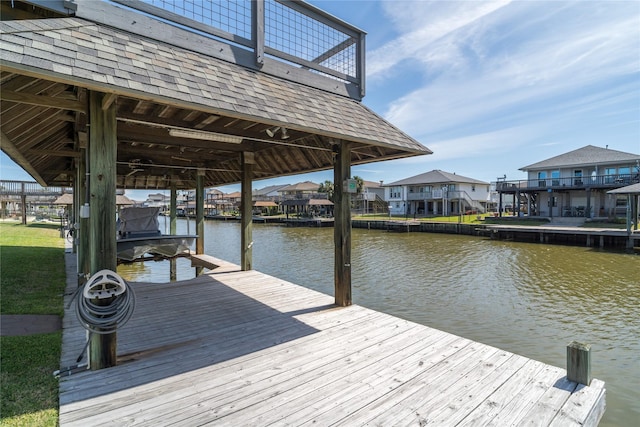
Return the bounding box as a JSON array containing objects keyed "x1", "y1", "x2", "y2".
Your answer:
[{"x1": 59, "y1": 253, "x2": 605, "y2": 426}]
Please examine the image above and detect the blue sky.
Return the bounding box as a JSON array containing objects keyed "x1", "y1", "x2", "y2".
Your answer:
[{"x1": 1, "y1": 0, "x2": 638, "y2": 201}]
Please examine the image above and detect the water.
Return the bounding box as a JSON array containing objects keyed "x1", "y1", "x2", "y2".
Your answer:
[{"x1": 118, "y1": 218, "x2": 640, "y2": 426}]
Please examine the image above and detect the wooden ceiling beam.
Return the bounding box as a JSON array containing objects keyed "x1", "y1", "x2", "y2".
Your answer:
[
  {"x1": 29, "y1": 148, "x2": 80, "y2": 157},
  {"x1": 0, "y1": 90, "x2": 85, "y2": 112}
]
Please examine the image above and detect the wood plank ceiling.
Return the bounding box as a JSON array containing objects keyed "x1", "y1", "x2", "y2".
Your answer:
[{"x1": 2, "y1": 70, "x2": 422, "y2": 190}]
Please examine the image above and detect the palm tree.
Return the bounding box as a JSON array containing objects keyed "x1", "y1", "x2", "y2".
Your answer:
[
  {"x1": 353, "y1": 175, "x2": 364, "y2": 195},
  {"x1": 318, "y1": 180, "x2": 335, "y2": 202}
]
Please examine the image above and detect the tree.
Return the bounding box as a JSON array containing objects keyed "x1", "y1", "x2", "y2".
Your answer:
[
  {"x1": 318, "y1": 180, "x2": 335, "y2": 202},
  {"x1": 352, "y1": 175, "x2": 364, "y2": 195}
]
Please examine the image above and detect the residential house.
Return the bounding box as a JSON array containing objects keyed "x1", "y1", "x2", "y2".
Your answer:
[
  {"x1": 252, "y1": 184, "x2": 289, "y2": 216},
  {"x1": 353, "y1": 180, "x2": 387, "y2": 215},
  {"x1": 278, "y1": 181, "x2": 332, "y2": 217},
  {"x1": 144, "y1": 193, "x2": 169, "y2": 211},
  {"x1": 496, "y1": 145, "x2": 640, "y2": 218},
  {"x1": 253, "y1": 184, "x2": 290, "y2": 203},
  {"x1": 384, "y1": 170, "x2": 490, "y2": 217}
]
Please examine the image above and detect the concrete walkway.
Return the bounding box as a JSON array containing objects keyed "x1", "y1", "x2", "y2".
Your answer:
[{"x1": 0, "y1": 314, "x2": 61, "y2": 336}]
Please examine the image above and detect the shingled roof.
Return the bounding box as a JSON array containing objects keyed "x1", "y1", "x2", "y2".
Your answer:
[
  {"x1": 521, "y1": 145, "x2": 640, "y2": 171},
  {"x1": 385, "y1": 170, "x2": 488, "y2": 186},
  {"x1": 0, "y1": 17, "x2": 431, "y2": 189}
]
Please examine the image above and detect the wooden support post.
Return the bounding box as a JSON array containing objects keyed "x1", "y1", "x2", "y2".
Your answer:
[
  {"x1": 20, "y1": 194, "x2": 26, "y2": 225},
  {"x1": 334, "y1": 142, "x2": 352, "y2": 307},
  {"x1": 88, "y1": 91, "x2": 118, "y2": 370},
  {"x1": 241, "y1": 152, "x2": 254, "y2": 271},
  {"x1": 77, "y1": 148, "x2": 89, "y2": 284},
  {"x1": 626, "y1": 194, "x2": 633, "y2": 250},
  {"x1": 170, "y1": 183, "x2": 177, "y2": 281},
  {"x1": 567, "y1": 341, "x2": 592, "y2": 385},
  {"x1": 195, "y1": 170, "x2": 205, "y2": 276}
]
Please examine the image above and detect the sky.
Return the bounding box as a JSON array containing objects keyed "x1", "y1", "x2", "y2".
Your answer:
[{"x1": 1, "y1": 0, "x2": 639, "y2": 201}]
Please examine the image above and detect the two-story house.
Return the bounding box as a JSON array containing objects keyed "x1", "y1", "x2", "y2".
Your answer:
[
  {"x1": 496, "y1": 145, "x2": 640, "y2": 219},
  {"x1": 278, "y1": 181, "x2": 333, "y2": 217},
  {"x1": 352, "y1": 180, "x2": 387, "y2": 215},
  {"x1": 384, "y1": 170, "x2": 490, "y2": 217}
]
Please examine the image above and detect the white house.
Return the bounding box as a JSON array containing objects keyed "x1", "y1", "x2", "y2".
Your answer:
[
  {"x1": 384, "y1": 170, "x2": 490, "y2": 217},
  {"x1": 497, "y1": 145, "x2": 640, "y2": 218}
]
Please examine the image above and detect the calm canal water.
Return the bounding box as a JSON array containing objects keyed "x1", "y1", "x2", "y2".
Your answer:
[{"x1": 118, "y1": 218, "x2": 639, "y2": 426}]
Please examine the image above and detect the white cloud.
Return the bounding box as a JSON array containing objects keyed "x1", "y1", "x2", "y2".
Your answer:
[
  {"x1": 368, "y1": 0, "x2": 512, "y2": 79},
  {"x1": 370, "y1": 0, "x2": 640, "y2": 153}
]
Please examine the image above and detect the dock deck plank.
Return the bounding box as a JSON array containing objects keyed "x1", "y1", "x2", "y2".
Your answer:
[{"x1": 59, "y1": 254, "x2": 605, "y2": 426}]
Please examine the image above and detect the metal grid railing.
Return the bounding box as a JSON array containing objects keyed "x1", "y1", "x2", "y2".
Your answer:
[
  {"x1": 142, "y1": 0, "x2": 252, "y2": 40},
  {"x1": 119, "y1": 0, "x2": 363, "y2": 95},
  {"x1": 265, "y1": 0, "x2": 356, "y2": 78}
]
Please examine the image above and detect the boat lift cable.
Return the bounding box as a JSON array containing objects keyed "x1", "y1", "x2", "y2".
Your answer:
[{"x1": 67, "y1": 270, "x2": 136, "y2": 362}]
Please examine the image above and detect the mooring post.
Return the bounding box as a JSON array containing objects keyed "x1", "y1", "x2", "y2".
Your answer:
[{"x1": 567, "y1": 341, "x2": 592, "y2": 385}]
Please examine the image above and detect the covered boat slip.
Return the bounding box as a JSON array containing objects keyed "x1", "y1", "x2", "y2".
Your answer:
[
  {"x1": 59, "y1": 254, "x2": 605, "y2": 426},
  {"x1": 116, "y1": 206, "x2": 196, "y2": 262}
]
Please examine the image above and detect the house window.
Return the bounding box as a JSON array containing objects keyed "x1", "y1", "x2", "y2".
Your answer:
[
  {"x1": 389, "y1": 186, "x2": 402, "y2": 198},
  {"x1": 551, "y1": 170, "x2": 560, "y2": 186},
  {"x1": 573, "y1": 170, "x2": 583, "y2": 185},
  {"x1": 605, "y1": 167, "x2": 616, "y2": 184},
  {"x1": 618, "y1": 167, "x2": 631, "y2": 183},
  {"x1": 538, "y1": 171, "x2": 547, "y2": 187}
]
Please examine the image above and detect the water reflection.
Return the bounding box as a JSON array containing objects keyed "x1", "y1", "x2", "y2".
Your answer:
[{"x1": 118, "y1": 219, "x2": 639, "y2": 426}]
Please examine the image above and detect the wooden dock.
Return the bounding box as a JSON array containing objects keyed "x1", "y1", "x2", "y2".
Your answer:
[
  {"x1": 59, "y1": 254, "x2": 605, "y2": 426},
  {"x1": 483, "y1": 224, "x2": 639, "y2": 250}
]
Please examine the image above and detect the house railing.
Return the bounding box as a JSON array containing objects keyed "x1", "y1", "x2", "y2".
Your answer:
[
  {"x1": 0, "y1": 180, "x2": 72, "y2": 196},
  {"x1": 107, "y1": 0, "x2": 365, "y2": 99},
  {"x1": 281, "y1": 193, "x2": 329, "y2": 201},
  {"x1": 496, "y1": 174, "x2": 640, "y2": 192}
]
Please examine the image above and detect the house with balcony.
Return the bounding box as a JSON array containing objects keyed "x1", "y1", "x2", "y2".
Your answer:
[
  {"x1": 278, "y1": 181, "x2": 333, "y2": 217},
  {"x1": 384, "y1": 170, "x2": 490, "y2": 217},
  {"x1": 496, "y1": 145, "x2": 640, "y2": 219},
  {"x1": 353, "y1": 180, "x2": 387, "y2": 215}
]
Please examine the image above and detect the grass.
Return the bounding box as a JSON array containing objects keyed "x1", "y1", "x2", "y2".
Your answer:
[
  {"x1": 582, "y1": 219, "x2": 629, "y2": 229},
  {"x1": 0, "y1": 222, "x2": 65, "y2": 425}
]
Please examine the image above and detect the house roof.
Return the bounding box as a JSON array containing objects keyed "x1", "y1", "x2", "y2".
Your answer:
[
  {"x1": 0, "y1": 17, "x2": 431, "y2": 190},
  {"x1": 279, "y1": 181, "x2": 321, "y2": 192},
  {"x1": 363, "y1": 180, "x2": 382, "y2": 189},
  {"x1": 253, "y1": 200, "x2": 278, "y2": 207},
  {"x1": 253, "y1": 184, "x2": 290, "y2": 197},
  {"x1": 607, "y1": 183, "x2": 640, "y2": 195},
  {"x1": 54, "y1": 193, "x2": 134, "y2": 206},
  {"x1": 385, "y1": 170, "x2": 489, "y2": 186},
  {"x1": 521, "y1": 145, "x2": 640, "y2": 171}
]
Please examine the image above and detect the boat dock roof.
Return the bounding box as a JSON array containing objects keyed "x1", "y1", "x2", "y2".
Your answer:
[{"x1": 59, "y1": 254, "x2": 605, "y2": 426}]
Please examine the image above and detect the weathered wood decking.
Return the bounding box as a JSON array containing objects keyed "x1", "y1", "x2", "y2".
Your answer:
[{"x1": 59, "y1": 254, "x2": 605, "y2": 426}]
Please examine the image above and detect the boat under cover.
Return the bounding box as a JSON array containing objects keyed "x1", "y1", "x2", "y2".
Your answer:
[{"x1": 116, "y1": 207, "x2": 196, "y2": 262}]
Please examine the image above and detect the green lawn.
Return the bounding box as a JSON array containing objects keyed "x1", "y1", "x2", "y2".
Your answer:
[{"x1": 0, "y1": 222, "x2": 64, "y2": 426}]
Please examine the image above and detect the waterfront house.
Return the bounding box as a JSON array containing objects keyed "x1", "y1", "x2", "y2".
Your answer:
[
  {"x1": 353, "y1": 180, "x2": 387, "y2": 215},
  {"x1": 497, "y1": 145, "x2": 640, "y2": 219},
  {"x1": 253, "y1": 184, "x2": 290, "y2": 203},
  {"x1": 143, "y1": 193, "x2": 169, "y2": 211},
  {"x1": 384, "y1": 170, "x2": 490, "y2": 217},
  {"x1": 277, "y1": 181, "x2": 334, "y2": 217}
]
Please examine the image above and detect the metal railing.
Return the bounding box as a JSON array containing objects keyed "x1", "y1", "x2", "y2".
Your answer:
[
  {"x1": 0, "y1": 180, "x2": 72, "y2": 196},
  {"x1": 111, "y1": 0, "x2": 365, "y2": 98},
  {"x1": 496, "y1": 174, "x2": 640, "y2": 192}
]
